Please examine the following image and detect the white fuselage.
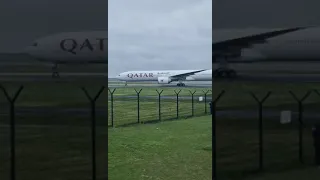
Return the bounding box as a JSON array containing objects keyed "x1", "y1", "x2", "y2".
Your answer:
[
  {"x1": 24, "y1": 31, "x2": 107, "y2": 64},
  {"x1": 23, "y1": 27, "x2": 320, "y2": 65},
  {"x1": 116, "y1": 70, "x2": 212, "y2": 82}
]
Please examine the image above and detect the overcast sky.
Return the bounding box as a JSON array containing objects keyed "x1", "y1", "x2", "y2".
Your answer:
[
  {"x1": 1, "y1": 0, "x2": 320, "y2": 76},
  {"x1": 108, "y1": 0, "x2": 212, "y2": 76}
]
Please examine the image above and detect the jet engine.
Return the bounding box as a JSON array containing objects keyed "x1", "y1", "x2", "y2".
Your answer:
[
  {"x1": 213, "y1": 49, "x2": 266, "y2": 63},
  {"x1": 158, "y1": 77, "x2": 172, "y2": 84}
]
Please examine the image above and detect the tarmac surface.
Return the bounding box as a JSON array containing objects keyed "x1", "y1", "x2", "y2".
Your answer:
[{"x1": 108, "y1": 82, "x2": 212, "y2": 88}]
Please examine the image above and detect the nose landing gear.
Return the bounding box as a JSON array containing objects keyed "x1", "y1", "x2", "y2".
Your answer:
[{"x1": 52, "y1": 64, "x2": 60, "y2": 78}]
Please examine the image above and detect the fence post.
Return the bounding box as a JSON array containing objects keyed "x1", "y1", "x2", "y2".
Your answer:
[
  {"x1": 212, "y1": 90, "x2": 225, "y2": 180},
  {"x1": 108, "y1": 88, "x2": 116, "y2": 127},
  {"x1": 156, "y1": 89, "x2": 163, "y2": 121},
  {"x1": 0, "y1": 85, "x2": 24, "y2": 180},
  {"x1": 249, "y1": 91, "x2": 271, "y2": 171},
  {"x1": 174, "y1": 90, "x2": 181, "y2": 119},
  {"x1": 134, "y1": 89, "x2": 142, "y2": 124},
  {"x1": 81, "y1": 86, "x2": 105, "y2": 180},
  {"x1": 189, "y1": 90, "x2": 196, "y2": 116},
  {"x1": 203, "y1": 90, "x2": 211, "y2": 114},
  {"x1": 289, "y1": 90, "x2": 312, "y2": 164}
]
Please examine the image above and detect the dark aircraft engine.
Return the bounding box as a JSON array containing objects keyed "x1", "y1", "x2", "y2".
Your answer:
[{"x1": 158, "y1": 77, "x2": 172, "y2": 84}]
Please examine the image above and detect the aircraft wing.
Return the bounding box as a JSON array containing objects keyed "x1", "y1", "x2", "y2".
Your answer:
[
  {"x1": 170, "y1": 69, "x2": 207, "y2": 79},
  {"x1": 213, "y1": 27, "x2": 308, "y2": 59}
]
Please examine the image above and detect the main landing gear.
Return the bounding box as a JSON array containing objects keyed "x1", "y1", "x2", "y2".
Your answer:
[
  {"x1": 213, "y1": 57, "x2": 238, "y2": 79},
  {"x1": 213, "y1": 68, "x2": 237, "y2": 78},
  {"x1": 52, "y1": 64, "x2": 60, "y2": 78},
  {"x1": 177, "y1": 82, "x2": 186, "y2": 87}
]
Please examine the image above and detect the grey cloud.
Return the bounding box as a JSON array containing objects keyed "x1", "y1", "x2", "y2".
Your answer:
[{"x1": 108, "y1": 0, "x2": 212, "y2": 76}]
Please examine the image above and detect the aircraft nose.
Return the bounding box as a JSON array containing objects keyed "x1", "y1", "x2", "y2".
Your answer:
[
  {"x1": 23, "y1": 44, "x2": 39, "y2": 57},
  {"x1": 23, "y1": 46, "x2": 32, "y2": 54}
]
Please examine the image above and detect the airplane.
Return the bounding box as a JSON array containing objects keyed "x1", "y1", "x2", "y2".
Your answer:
[
  {"x1": 115, "y1": 69, "x2": 212, "y2": 86},
  {"x1": 22, "y1": 26, "x2": 320, "y2": 79},
  {"x1": 213, "y1": 26, "x2": 320, "y2": 78},
  {"x1": 23, "y1": 31, "x2": 107, "y2": 77}
]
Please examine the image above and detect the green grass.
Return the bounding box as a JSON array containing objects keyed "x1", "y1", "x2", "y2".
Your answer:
[
  {"x1": 1, "y1": 81, "x2": 320, "y2": 179},
  {"x1": 0, "y1": 82, "x2": 108, "y2": 107},
  {"x1": 109, "y1": 87, "x2": 212, "y2": 96},
  {"x1": 0, "y1": 117, "x2": 107, "y2": 180},
  {"x1": 108, "y1": 116, "x2": 212, "y2": 180},
  {"x1": 109, "y1": 114, "x2": 320, "y2": 180},
  {"x1": 247, "y1": 168, "x2": 320, "y2": 180},
  {"x1": 108, "y1": 99, "x2": 211, "y2": 127},
  {"x1": 216, "y1": 117, "x2": 318, "y2": 180},
  {"x1": 213, "y1": 82, "x2": 320, "y2": 109},
  {"x1": 107, "y1": 82, "x2": 320, "y2": 127}
]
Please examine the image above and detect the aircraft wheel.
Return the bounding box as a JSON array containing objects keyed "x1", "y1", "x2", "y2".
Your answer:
[
  {"x1": 177, "y1": 83, "x2": 185, "y2": 87},
  {"x1": 214, "y1": 69, "x2": 237, "y2": 78}
]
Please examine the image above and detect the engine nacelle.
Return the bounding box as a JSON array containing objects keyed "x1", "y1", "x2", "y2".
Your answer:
[
  {"x1": 213, "y1": 49, "x2": 266, "y2": 63},
  {"x1": 158, "y1": 77, "x2": 172, "y2": 84}
]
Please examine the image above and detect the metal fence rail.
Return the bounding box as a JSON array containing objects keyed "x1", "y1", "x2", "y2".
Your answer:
[
  {"x1": 212, "y1": 89, "x2": 320, "y2": 180},
  {"x1": 0, "y1": 85, "x2": 212, "y2": 180},
  {"x1": 108, "y1": 88, "x2": 213, "y2": 127},
  {"x1": 5, "y1": 84, "x2": 318, "y2": 180},
  {"x1": 0, "y1": 85, "x2": 106, "y2": 180}
]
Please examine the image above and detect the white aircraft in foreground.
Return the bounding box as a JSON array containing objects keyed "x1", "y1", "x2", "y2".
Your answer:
[
  {"x1": 22, "y1": 26, "x2": 320, "y2": 78},
  {"x1": 213, "y1": 26, "x2": 320, "y2": 78},
  {"x1": 23, "y1": 31, "x2": 107, "y2": 77},
  {"x1": 116, "y1": 69, "x2": 212, "y2": 86}
]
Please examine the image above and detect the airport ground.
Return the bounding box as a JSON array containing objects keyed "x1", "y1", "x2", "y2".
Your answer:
[
  {"x1": 1, "y1": 58, "x2": 320, "y2": 179},
  {"x1": 109, "y1": 115, "x2": 320, "y2": 180},
  {"x1": 1, "y1": 80, "x2": 318, "y2": 180}
]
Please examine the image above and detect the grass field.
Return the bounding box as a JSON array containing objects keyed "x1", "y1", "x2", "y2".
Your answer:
[
  {"x1": 108, "y1": 116, "x2": 212, "y2": 180},
  {"x1": 0, "y1": 82, "x2": 108, "y2": 107},
  {"x1": 109, "y1": 115, "x2": 320, "y2": 180},
  {"x1": 0, "y1": 116, "x2": 107, "y2": 180},
  {"x1": 216, "y1": 116, "x2": 319, "y2": 180},
  {"x1": 1, "y1": 81, "x2": 320, "y2": 179},
  {"x1": 108, "y1": 87, "x2": 212, "y2": 126},
  {"x1": 213, "y1": 82, "x2": 320, "y2": 109},
  {"x1": 248, "y1": 168, "x2": 320, "y2": 180}
]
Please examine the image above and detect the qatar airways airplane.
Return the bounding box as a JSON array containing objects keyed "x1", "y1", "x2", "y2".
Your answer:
[
  {"x1": 213, "y1": 26, "x2": 320, "y2": 78},
  {"x1": 22, "y1": 26, "x2": 320, "y2": 79},
  {"x1": 23, "y1": 31, "x2": 107, "y2": 77},
  {"x1": 115, "y1": 69, "x2": 212, "y2": 86}
]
